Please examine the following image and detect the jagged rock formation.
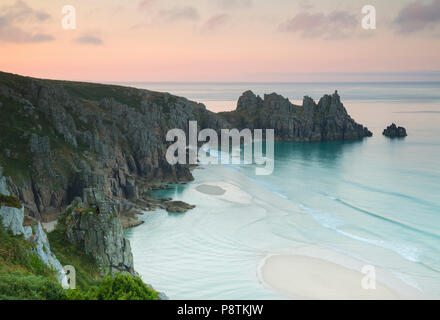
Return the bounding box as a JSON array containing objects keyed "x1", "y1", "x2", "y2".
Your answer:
[
  {"x1": 59, "y1": 188, "x2": 135, "y2": 275},
  {"x1": 383, "y1": 123, "x2": 407, "y2": 138},
  {"x1": 220, "y1": 90, "x2": 372, "y2": 142}
]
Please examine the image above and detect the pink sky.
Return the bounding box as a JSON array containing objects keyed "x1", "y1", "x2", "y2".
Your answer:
[{"x1": 1, "y1": 0, "x2": 440, "y2": 82}]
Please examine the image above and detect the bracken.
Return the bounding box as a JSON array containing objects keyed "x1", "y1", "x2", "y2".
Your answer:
[{"x1": 0, "y1": 193, "x2": 22, "y2": 209}]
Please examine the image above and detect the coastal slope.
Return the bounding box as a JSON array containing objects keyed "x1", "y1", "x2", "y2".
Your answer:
[
  {"x1": 0, "y1": 71, "x2": 228, "y2": 222},
  {"x1": 0, "y1": 72, "x2": 371, "y2": 223}
]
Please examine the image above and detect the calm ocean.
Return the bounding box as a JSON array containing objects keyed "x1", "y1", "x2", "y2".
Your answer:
[{"x1": 122, "y1": 82, "x2": 440, "y2": 299}]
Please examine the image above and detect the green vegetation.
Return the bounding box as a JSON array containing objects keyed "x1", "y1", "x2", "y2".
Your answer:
[
  {"x1": 0, "y1": 193, "x2": 22, "y2": 209},
  {"x1": 0, "y1": 272, "x2": 66, "y2": 300},
  {"x1": 0, "y1": 219, "x2": 63, "y2": 299},
  {"x1": 47, "y1": 227, "x2": 101, "y2": 290},
  {"x1": 49, "y1": 223, "x2": 159, "y2": 300},
  {"x1": 0, "y1": 221, "x2": 53, "y2": 277},
  {"x1": 66, "y1": 273, "x2": 158, "y2": 300},
  {"x1": 0, "y1": 96, "x2": 34, "y2": 181},
  {"x1": 60, "y1": 81, "x2": 142, "y2": 110},
  {"x1": 0, "y1": 223, "x2": 160, "y2": 300}
]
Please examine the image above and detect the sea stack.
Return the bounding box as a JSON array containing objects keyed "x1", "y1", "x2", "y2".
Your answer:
[
  {"x1": 383, "y1": 123, "x2": 407, "y2": 138},
  {"x1": 221, "y1": 90, "x2": 373, "y2": 142}
]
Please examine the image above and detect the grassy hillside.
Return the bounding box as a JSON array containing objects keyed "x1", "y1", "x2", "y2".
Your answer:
[
  {"x1": 0, "y1": 223, "x2": 159, "y2": 300},
  {"x1": 0, "y1": 219, "x2": 65, "y2": 300}
]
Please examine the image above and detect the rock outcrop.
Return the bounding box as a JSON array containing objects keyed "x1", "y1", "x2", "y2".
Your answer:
[
  {"x1": 220, "y1": 90, "x2": 372, "y2": 142},
  {"x1": 60, "y1": 188, "x2": 135, "y2": 275},
  {"x1": 383, "y1": 123, "x2": 407, "y2": 138},
  {"x1": 163, "y1": 200, "x2": 196, "y2": 213}
]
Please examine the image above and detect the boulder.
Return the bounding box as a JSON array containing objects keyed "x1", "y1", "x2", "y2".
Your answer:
[{"x1": 163, "y1": 200, "x2": 196, "y2": 213}]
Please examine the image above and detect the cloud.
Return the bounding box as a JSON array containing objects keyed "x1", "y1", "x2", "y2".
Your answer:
[
  {"x1": 279, "y1": 10, "x2": 357, "y2": 39},
  {"x1": 75, "y1": 35, "x2": 103, "y2": 45},
  {"x1": 138, "y1": 0, "x2": 155, "y2": 10},
  {"x1": 217, "y1": 0, "x2": 253, "y2": 9},
  {"x1": 394, "y1": 0, "x2": 440, "y2": 33},
  {"x1": 0, "y1": 0, "x2": 53, "y2": 43},
  {"x1": 202, "y1": 14, "x2": 229, "y2": 31},
  {"x1": 159, "y1": 6, "x2": 200, "y2": 22},
  {"x1": 298, "y1": 0, "x2": 314, "y2": 10}
]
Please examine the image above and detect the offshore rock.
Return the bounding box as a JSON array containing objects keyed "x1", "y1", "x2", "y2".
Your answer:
[{"x1": 383, "y1": 123, "x2": 407, "y2": 138}]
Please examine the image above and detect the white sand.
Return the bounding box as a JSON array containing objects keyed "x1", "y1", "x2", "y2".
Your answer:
[
  {"x1": 194, "y1": 181, "x2": 253, "y2": 204},
  {"x1": 258, "y1": 246, "x2": 424, "y2": 300},
  {"x1": 260, "y1": 254, "x2": 399, "y2": 299}
]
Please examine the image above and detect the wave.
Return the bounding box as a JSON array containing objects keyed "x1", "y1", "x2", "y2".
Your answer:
[
  {"x1": 341, "y1": 179, "x2": 438, "y2": 210},
  {"x1": 299, "y1": 204, "x2": 420, "y2": 263},
  {"x1": 328, "y1": 195, "x2": 440, "y2": 240},
  {"x1": 218, "y1": 161, "x2": 290, "y2": 200}
]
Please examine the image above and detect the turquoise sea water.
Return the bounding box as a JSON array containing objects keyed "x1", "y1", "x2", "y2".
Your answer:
[{"x1": 124, "y1": 82, "x2": 440, "y2": 299}]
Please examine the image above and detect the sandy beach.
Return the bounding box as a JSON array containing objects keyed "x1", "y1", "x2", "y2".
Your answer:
[
  {"x1": 257, "y1": 244, "x2": 426, "y2": 300},
  {"x1": 259, "y1": 254, "x2": 400, "y2": 299}
]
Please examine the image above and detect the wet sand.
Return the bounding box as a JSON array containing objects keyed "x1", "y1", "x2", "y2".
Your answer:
[
  {"x1": 195, "y1": 184, "x2": 226, "y2": 196},
  {"x1": 194, "y1": 181, "x2": 253, "y2": 204},
  {"x1": 260, "y1": 254, "x2": 400, "y2": 300}
]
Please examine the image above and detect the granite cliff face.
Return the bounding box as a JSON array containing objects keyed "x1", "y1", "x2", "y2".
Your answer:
[
  {"x1": 59, "y1": 188, "x2": 134, "y2": 275},
  {"x1": 0, "y1": 71, "x2": 227, "y2": 222},
  {"x1": 220, "y1": 90, "x2": 372, "y2": 142}
]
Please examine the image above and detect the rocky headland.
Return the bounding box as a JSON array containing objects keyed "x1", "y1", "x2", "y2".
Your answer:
[{"x1": 220, "y1": 90, "x2": 372, "y2": 142}]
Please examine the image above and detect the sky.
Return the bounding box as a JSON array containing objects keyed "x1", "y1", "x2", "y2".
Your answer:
[{"x1": 0, "y1": 0, "x2": 440, "y2": 82}]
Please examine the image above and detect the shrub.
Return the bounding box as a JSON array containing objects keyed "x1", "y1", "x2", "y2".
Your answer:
[
  {"x1": 66, "y1": 273, "x2": 158, "y2": 300},
  {"x1": 0, "y1": 272, "x2": 66, "y2": 300},
  {"x1": 47, "y1": 228, "x2": 101, "y2": 290},
  {"x1": 0, "y1": 223, "x2": 54, "y2": 278}
]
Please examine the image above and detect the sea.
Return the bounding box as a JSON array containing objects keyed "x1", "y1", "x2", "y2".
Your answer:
[{"x1": 119, "y1": 82, "x2": 440, "y2": 299}]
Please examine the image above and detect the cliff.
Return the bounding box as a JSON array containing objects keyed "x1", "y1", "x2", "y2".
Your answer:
[
  {"x1": 0, "y1": 71, "x2": 227, "y2": 222},
  {"x1": 0, "y1": 71, "x2": 371, "y2": 223},
  {"x1": 220, "y1": 90, "x2": 372, "y2": 142}
]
